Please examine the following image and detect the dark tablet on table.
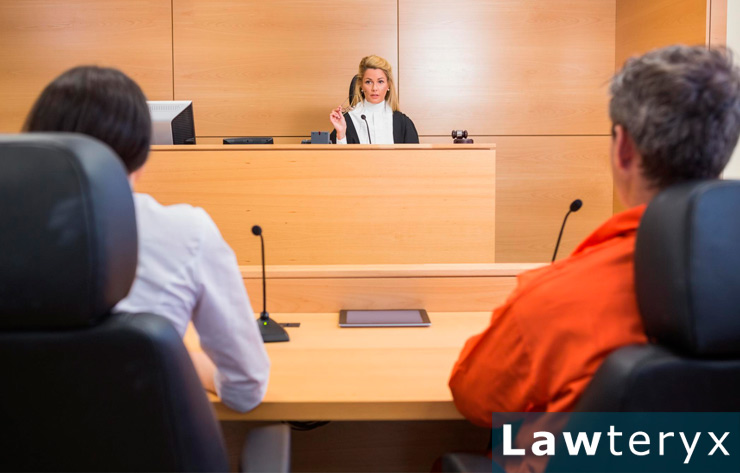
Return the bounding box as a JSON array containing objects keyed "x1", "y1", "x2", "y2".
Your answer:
[{"x1": 339, "y1": 309, "x2": 431, "y2": 327}]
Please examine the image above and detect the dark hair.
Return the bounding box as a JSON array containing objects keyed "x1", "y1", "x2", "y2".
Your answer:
[
  {"x1": 610, "y1": 45, "x2": 740, "y2": 189},
  {"x1": 24, "y1": 65, "x2": 151, "y2": 173}
]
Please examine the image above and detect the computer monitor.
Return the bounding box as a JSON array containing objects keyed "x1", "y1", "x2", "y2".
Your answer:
[{"x1": 147, "y1": 101, "x2": 196, "y2": 145}]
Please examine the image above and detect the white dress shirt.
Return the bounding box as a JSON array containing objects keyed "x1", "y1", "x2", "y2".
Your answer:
[
  {"x1": 337, "y1": 99, "x2": 394, "y2": 144},
  {"x1": 115, "y1": 193, "x2": 270, "y2": 413}
]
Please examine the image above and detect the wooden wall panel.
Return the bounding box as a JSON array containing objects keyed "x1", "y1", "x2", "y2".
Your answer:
[
  {"x1": 7, "y1": 0, "x2": 697, "y2": 263},
  {"x1": 495, "y1": 136, "x2": 613, "y2": 262},
  {"x1": 173, "y1": 0, "x2": 397, "y2": 139},
  {"x1": 243, "y1": 276, "x2": 518, "y2": 313},
  {"x1": 221, "y1": 420, "x2": 489, "y2": 473},
  {"x1": 399, "y1": 0, "x2": 615, "y2": 136},
  {"x1": 613, "y1": 0, "x2": 710, "y2": 213},
  {"x1": 709, "y1": 0, "x2": 727, "y2": 47},
  {"x1": 238, "y1": 263, "x2": 539, "y2": 312},
  {"x1": 137, "y1": 145, "x2": 496, "y2": 265},
  {"x1": 230, "y1": 264, "x2": 540, "y2": 320},
  {"x1": 616, "y1": 0, "x2": 707, "y2": 70},
  {"x1": 420, "y1": 136, "x2": 613, "y2": 262},
  {"x1": 0, "y1": 0, "x2": 173, "y2": 133}
]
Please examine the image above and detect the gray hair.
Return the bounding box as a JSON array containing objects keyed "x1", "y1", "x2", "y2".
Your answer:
[{"x1": 610, "y1": 45, "x2": 740, "y2": 189}]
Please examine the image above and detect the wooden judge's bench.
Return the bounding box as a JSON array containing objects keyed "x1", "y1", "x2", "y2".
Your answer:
[{"x1": 135, "y1": 143, "x2": 590, "y2": 471}]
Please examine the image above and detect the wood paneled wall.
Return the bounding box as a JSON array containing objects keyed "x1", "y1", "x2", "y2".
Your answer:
[
  {"x1": 612, "y1": 0, "x2": 725, "y2": 213},
  {"x1": 422, "y1": 136, "x2": 613, "y2": 262},
  {"x1": 400, "y1": 0, "x2": 615, "y2": 137},
  {"x1": 1, "y1": 0, "x2": 615, "y2": 140},
  {"x1": 615, "y1": 0, "x2": 707, "y2": 71},
  {"x1": 0, "y1": 1, "x2": 716, "y2": 261},
  {"x1": 708, "y1": 0, "x2": 728, "y2": 47},
  {"x1": 0, "y1": 0, "x2": 173, "y2": 133},
  {"x1": 172, "y1": 0, "x2": 398, "y2": 138},
  {"x1": 495, "y1": 136, "x2": 613, "y2": 262},
  {"x1": 399, "y1": 1, "x2": 616, "y2": 261},
  {"x1": 0, "y1": 0, "x2": 620, "y2": 262}
]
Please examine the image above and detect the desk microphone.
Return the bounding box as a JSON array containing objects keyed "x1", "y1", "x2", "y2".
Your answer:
[
  {"x1": 360, "y1": 115, "x2": 372, "y2": 144},
  {"x1": 251, "y1": 225, "x2": 289, "y2": 343},
  {"x1": 551, "y1": 199, "x2": 583, "y2": 263}
]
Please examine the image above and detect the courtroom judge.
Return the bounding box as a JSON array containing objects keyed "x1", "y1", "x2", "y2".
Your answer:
[
  {"x1": 24, "y1": 66, "x2": 270, "y2": 413},
  {"x1": 330, "y1": 55, "x2": 419, "y2": 144},
  {"x1": 450, "y1": 44, "x2": 740, "y2": 450}
]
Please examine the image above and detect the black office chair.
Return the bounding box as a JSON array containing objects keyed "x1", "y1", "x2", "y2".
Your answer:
[
  {"x1": 0, "y1": 134, "x2": 289, "y2": 472},
  {"x1": 576, "y1": 179, "x2": 740, "y2": 411},
  {"x1": 348, "y1": 74, "x2": 359, "y2": 105},
  {"x1": 441, "y1": 179, "x2": 740, "y2": 472},
  {"x1": 330, "y1": 75, "x2": 361, "y2": 144}
]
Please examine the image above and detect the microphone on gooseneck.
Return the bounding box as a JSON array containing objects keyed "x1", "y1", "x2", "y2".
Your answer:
[
  {"x1": 551, "y1": 199, "x2": 583, "y2": 263},
  {"x1": 251, "y1": 225, "x2": 289, "y2": 343},
  {"x1": 251, "y1": 226, "x2": 268, "y2": 320},
  {"x1": 360, "y1": 114, "x2": 372, "y2": 144}
]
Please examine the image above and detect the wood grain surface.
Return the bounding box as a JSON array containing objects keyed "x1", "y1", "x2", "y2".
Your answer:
[
  {"x1": 172, "y1": 0, "x2": 397, "y2": 137},
  {"x1": 185, "y1": 311, "x2": 493, "y2": 421},
  {"x1": 238, "y1": 263, "x2": 542, "y2": 313},
  {"x1": 613, "y1": 0, "x2": 712, "y2": 213},
  {"x1": 420, "y1": 136, "x2": 613, "y2": 262},
  {"x1": 138, "y1": 145, "x2": 496, "y2": 265},
  {"x1": 0, "y1": 0, "x2": 173, "y2": 132},
  {"x1": 399, "y1": 0, "x2": 615, "y2": 136}
]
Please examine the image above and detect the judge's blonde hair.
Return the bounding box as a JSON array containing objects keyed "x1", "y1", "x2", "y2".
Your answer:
[{"x1": 351, "y1": 55, "x2": 399, "y2": 112}]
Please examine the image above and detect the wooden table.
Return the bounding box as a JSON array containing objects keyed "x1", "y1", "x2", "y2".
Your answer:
[
  {"x1": 182, "y1": 263, "x2": 544, "y2": 421},
  {"x1": 187, "y1": 311, "x2": 492, "y2": 421},
  {"x1": 183, "y1": 262, "x2": 542, "y2": 470}
]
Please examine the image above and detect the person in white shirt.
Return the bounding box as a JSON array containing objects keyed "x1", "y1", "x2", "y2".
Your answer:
[
  {"x1": 329, "y1": 55, "x2": 419, "y2": 144},
  {"x1": 24, "y1": 65, "x2": 270, "y2": 413}
]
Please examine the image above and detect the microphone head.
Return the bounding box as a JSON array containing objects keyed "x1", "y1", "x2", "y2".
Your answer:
[
  {"x1": 570, "y1": 199, "x2": 583, "y2": 212},
  {"x1": 251, "y1": 225, "x2": 262, "y2": 236},
  {"x1": 360, "y1": 114, "x2": 366, "y2": 120}
]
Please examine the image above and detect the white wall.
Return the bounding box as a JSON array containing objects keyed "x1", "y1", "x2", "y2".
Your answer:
[{"x1": 723, "y1": 0, "x2": 740, "y2": 178}]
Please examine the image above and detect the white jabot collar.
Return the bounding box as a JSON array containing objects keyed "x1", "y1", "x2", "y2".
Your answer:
[
  {"x1": 348, "y1": 100, "x2": 394, "y2": 144},
  {"x1": 352, "y1": 100, "x2": 390, "y2": 116}
]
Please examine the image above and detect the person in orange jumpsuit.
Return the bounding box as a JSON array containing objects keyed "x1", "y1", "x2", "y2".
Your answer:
[{"x1": 449, "y1": 45, "x2": 740, "y2": 434}]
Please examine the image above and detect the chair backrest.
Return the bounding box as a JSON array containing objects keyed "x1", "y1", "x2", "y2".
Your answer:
[
  {"x1": 349, "y1": 74, "x2": 359, "y2": 105},
  {"x1": 575, "y1": 179, "x2": 740, "y2": 412},
  {"x1": 0, "y1": 134, "x2": 228, "y2": 471}
]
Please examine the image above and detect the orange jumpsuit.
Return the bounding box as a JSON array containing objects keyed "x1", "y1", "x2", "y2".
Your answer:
[{"x1": 449, "y1": 206, "x2": 649, "y2": 426}]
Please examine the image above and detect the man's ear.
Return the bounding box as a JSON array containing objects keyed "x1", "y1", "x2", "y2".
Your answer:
[{"x1": 613, "y1": 124, "x2": 637, "y2": 171}]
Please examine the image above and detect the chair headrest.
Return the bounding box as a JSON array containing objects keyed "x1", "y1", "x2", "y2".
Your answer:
[
  {"x1": 0, "y1": 134, "x2": 137, "y2": 329},
  {"x1": 636, "y1": 180, "x2": 740, "y2": 356},
  {"x1": 349, "y1": 75, "x2": 359, "y2": 103}
]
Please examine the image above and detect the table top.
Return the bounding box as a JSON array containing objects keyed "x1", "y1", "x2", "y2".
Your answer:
[{"x1": 186, "y1": 311, "x2": 492, "y2": 421}]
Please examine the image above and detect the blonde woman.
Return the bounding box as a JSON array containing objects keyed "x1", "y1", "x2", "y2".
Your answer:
[{"x1": 330, "y1": 55, "x2": 419, "y2": 144}]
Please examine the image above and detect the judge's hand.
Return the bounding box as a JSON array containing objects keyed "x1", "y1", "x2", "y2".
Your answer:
[{"x1": 329, "y1": 107, "x2": 347, "y2": 140}]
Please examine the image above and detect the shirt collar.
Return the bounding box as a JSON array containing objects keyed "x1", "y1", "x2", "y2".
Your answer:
[
  {"x1": 571, "y1": 204, "x2": 647, "y2": 256},
  {"x1": 353, "y1": 100, "x2": 389, "y2": 116}
]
